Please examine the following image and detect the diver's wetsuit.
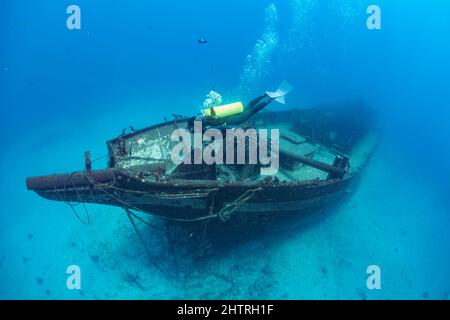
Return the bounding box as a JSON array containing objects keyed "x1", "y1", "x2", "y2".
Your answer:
[{"x1": 188, "y1": 94, "x2": 273, "y2": 130}]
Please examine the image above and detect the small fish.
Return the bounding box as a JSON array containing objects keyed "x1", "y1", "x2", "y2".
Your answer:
[{"x1": 198, "y1": 38, "x2": 207, "y2": 44}]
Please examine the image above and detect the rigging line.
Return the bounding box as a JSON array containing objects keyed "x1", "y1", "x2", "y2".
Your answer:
[
  {"x1": 89, "y1": 179, "x2": 221, "y2": 222},
  {"x1": 124, "y1": 208, "x2": 197, "y2": 279},
  {"x1": 87, "y1": 172, "x2": 263, "y2": 223},
  {"x1": 216, "y1": 187, "x2": 263, "y2": 221},
  {"x1": 91, "y1": 154, "x2": 108, "y2": 164},
  {"x1": 127, "y1": 209, "x2": 166, "y2": 232},
  {"x1": 63, "y1": 172, "x2": 91, "y2": 225},
  {"x1": 70, "y1": 173, "x2": 91, "y2": 225},
  {"x1": 125, "y1": 209, "x2": 176, "y2": 279},
  {"x1": 58, "y1": 171, "x2": 177, "y2": 278},
  {"x1": 65, "y1": 170, "x2": 261, "y2": 224}
]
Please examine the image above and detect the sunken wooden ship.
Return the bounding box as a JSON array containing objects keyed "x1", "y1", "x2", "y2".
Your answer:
[{"x1": 26, "y1": 105, "x2": 378, "y2": 239}]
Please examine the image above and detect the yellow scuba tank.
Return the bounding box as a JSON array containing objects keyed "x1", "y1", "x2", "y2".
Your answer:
[{"x1": 202, "y1": 102, "x2": 244, "y2": 118}]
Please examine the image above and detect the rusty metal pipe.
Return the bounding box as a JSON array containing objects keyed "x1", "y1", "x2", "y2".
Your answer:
[
  {"x1": 279, "y1": 149, "x2": 346, "y2": 178},
  {"x1": 26, "y1": 169, "x2": 116, "y2": 191}
]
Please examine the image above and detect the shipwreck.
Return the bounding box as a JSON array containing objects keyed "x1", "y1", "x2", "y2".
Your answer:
[{"x1": 26, "y1": 104, "x2": 378, "y2": 246}]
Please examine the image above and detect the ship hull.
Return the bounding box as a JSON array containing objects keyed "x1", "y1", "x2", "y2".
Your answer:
[
  {"x1": 26, "y1": 106, "x2": 378, "y2": 245},
  {"x1": 27, "y1": 167, "x2": 358, "y2": 235}
]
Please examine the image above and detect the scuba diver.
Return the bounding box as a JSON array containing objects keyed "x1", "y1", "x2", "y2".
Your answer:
[{"x1": 188, "y1": 81, "x2": 292, "y2": 131}]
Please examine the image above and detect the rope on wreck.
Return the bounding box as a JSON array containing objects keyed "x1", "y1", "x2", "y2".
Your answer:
[
  {"x1": 83, "y1": 170, "x2": 262, "y2": 223},
  {"x1": 125, "y1": 208, "x2": 166, "y2": 232},
  {"x1": 125, "y1": 208, "x2": 176, "y2": 279},
  {"x1": 91, "y1": 154, "x2": 108, "y2": 164},
  {"x1": 88, "y1": 180, "x2": 221, "y2": 223},
  {"x1": 62, "y1": 172, "x2": 91, "y2": 225},
  {"x1": 216, "y1": 187, "x2": 263, "y2": 221},
  {"x1": 55, "y1": 169, "x2": 176, "y2": 278},
  {"x1": 61, "y1": 154, "x2": 108, "y2": 225},
  {"x1": 88, "y1": 176, "x2": 263, "y2": 223},
  {"x1": 93, "y1": 183, "x2": 256, "y2": 223}
]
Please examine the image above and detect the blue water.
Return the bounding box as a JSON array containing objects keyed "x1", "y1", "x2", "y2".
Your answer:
[{"x1": 1, "y1": 0, "x2": 450, "y2": 299}]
